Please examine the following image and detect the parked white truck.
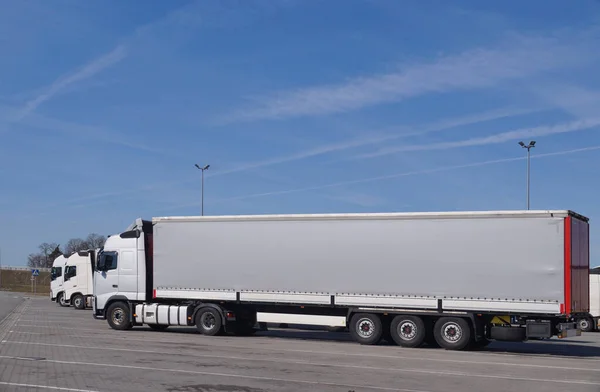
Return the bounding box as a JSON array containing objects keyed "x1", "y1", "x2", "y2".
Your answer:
[
  {"x1": 50, "y1": 255, "x2": 68, "y2": 306},
  {"x1": 580, "y1": 266, "x2": 600, "y2": 332},
  {"x1": 63, "y1": 250, "x2": 96, "y2": 309},
  {"x1": 92, "y1": 210, "x2": 589, "y2": 350}
]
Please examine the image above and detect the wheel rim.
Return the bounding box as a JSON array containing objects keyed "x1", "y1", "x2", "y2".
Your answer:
[
  {"x1": 201, "y1": 312, "x2": 217, "y2": 330},
  {"x1": 397, "y1": 321, "x2": 418, "y2": 340},
  {"x1": 59, "y1": 295, "x2": 65, "y2": 305},
  {"x1": 357, "y1": 318, "x2": 376, "y2": 338},
  {"x1": 441, "y1": 322, "x2": 462, "y2": 344},
  {"x1": 75, "y1": 298, "x2": 81, "y2": 307},
  {"x1": 580, "y1": 320, "x2": 590, "y2": 329},
  {"x1": 112, "y1": 308, "x2": 124, "y2": 326}
]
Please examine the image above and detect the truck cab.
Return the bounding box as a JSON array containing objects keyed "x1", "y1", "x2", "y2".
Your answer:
[
  {"x1": 93, "y1": 220, "x2": 150, "y2": 319},
  {"x1": 50, "y1": 255, "x2": 68, "y2": 305},
  {"x1": 63, "y1": 250, "x2": 96, "y2": 309}
]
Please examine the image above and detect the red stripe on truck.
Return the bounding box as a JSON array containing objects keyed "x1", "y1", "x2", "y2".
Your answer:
[
  {"x1": 153, "y1": 289, "x2": 157, "y2": 299},
  {"x1": 564, "y1": 216, "x2": 572, "y2": 315}
]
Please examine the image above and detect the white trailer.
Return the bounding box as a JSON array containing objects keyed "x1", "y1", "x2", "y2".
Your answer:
[
  {"x1": 580, "y1": 267, "x2": 600, "y2": 332},
  {"x1": 92, "y1": 210, "x2": 589, "y2": 350},
  {"x1": 63, "y1": 250, "x2": 96, "y2": 309},
  {"x1": 50, "y1": 255, "x2": 68, "y2": 306}
]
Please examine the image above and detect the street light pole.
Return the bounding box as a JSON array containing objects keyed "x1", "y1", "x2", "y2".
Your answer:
[
  {"x1": 518, "y1": 141, "x2": 536, "y2": 210},
  {"x1": 195, "y1": 164, "x2": 210, "y2": 215}
]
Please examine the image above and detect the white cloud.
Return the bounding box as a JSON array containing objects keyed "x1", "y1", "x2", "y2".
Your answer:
[
  {"x1": 360, "y1": 118, "x2": 600, "y2": 158},
  {"x1": 15, "y1": 46, "x2": 127, "y2": 120},
  {"x1": 213, "y1": 105, "x2": 541, "y2": 176},
  {"x1": 212, "y1": 144, "x2": 600, "y2": 203},
  {"x1": 228, "y1": 29, "x2": 598, "y2": 122}
]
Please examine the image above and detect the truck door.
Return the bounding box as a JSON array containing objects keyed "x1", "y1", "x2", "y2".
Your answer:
[{"x1": 94, "y1": 251, "x2": 119, "y2": 311}]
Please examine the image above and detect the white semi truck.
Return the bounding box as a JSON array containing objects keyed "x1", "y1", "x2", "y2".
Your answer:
[
  {"x1": 579, "y1": 266, "x2": 600, "y2": 332},
  {"x1": 50, "y1": 255, "x2": 68, "y2": 306},
  {"x1": 92, "y1": 210, "x2": 589, "y2": 350},
  {"x1": 63, "y1": 250, "x2": 96, "y2": 309}
]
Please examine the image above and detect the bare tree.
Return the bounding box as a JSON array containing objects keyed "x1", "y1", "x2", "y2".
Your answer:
[
  {"x1": 86, "y1": 233, "x2": 106, "y2": 249},
  {"x1": 27, "y1": 243, "x2": 62, "y2": 268},
  {"x1": 64, "y1": 238, "x2": 90, "y2": 255},
  {"x1": 27, "y1": 253, "x2": 46, "y2": 268}
]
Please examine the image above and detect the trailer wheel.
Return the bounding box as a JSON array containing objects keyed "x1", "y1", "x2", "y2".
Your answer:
[
  {"x1": 349, "y1": 313, "x2": 383, "y2": 345},
  {"x1": 390, "y1": 315, "x2": 426, "y2": 348},
  {"x1": 195, "y1": 308, "x2": 223, "y2": 336},
  {"x1": 72, "y1": 294, "x2": 85, "y2": 310},
  {"x1": 433, "y1": 317, "x2": 471, "y2": 350},
  {"x1": 107, "y1": 302, "x2": 132, "y2": 331},
  {"x1": 578, "y1": 317, "x2": 594, "y2": 332}
]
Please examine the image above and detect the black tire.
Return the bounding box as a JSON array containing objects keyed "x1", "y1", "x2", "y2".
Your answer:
[
  {"x1": 349, "y1": 313, "x2": 383, "y2": 345},
  {"x1": 390, "y1": 315, "x2": 426, "y2": 348},
  {"x1": 106, "y1": 302, "x2": 132, "y2": 331},
  {"x1": 433, "y1": 317, "x2": 472, "y2": 350},
  {"x1": 195, "y1": 307, "x2": 223, "y2": 336},
  {"x1": 578, "y1": 317, "x2": 594, "y2": 333},
  {"x1": 148, "y1": 324, "x2": 169, "y2": 332},
  {"x1": 72, "y1": 294, "x2": 85, "y2": 310},
  {"x1": 57, "y1": 292, "x2": 68, "y2": 307}
]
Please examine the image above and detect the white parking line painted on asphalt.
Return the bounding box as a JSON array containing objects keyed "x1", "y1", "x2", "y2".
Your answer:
[
  {"x1": 0, "y1": 381, "x2": 99, "y2": 392},
  {"x1": 6, "y1": 329, "x2": 600, "y2": 369},
  {"x1": 0, "y1": 354, "x2": 429, "y2": 392},
  {"x1": 1, "y1": 341, "x2": 600, "y2": 383}
]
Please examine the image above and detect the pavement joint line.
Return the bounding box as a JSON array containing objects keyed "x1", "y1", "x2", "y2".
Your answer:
[
  {"x1": 0, "y1": 355, "x2": 433, "y2": 392},
  {"x1": 0, "y1": 297, "x2": 29, "y2": 343},
  {"x1": 0, "y1": 381, "x2": 99, "y2": 392},
  {"x1": 2, "y1": 341, "x2": 600, "y2": 384},
  {"x1": 7, "y1": 326, "x2": 600, "y2": 364}
]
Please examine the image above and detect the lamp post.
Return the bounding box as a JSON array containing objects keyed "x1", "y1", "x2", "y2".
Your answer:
[
  {"x1": 518, "y1": 141, "x2": 536, "y2": 210},
  {"x1": 195, "y1": 164, "x2": 210, "y2": 215}
]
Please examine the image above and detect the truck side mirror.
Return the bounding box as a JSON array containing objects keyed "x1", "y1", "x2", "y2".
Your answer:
[{"x1": 97, "y1": 257, "x2": 106, "y2": 272}]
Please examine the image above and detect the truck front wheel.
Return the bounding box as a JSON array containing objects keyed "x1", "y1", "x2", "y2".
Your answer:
[
  {"x1": 433, "y1": 317, "x2": 472, "y2": 350},
  {"x1": 72, "y1": 294, "x2": 85, "y2": 310},
  {"x1": 349, "y1": 313, "x2": 383, "y2": 345},
  {"x1": 195, "y1": 308, "x2": 223, "y2": 336},
  {"x1": 107, "y1": 302, "x2": 133, "y2": 331}
]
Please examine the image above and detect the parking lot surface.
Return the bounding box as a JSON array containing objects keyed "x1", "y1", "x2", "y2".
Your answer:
[{"x1": 1, "y1": 298, "x2": 600, "y2": 392}]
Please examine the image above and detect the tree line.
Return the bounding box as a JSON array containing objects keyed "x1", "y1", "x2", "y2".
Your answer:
[{"x1": 27, "y1": 233, "x2": 106, "y2": 268}]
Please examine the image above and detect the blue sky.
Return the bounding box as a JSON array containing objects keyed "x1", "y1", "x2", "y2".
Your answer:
[{"x1": 1, "y1": 0, "x2": 600, "y2": 266}]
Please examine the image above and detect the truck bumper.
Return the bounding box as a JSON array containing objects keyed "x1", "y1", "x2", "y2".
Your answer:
[
  {"x1": 557, "y1": 322, "x2": 581, "y2": 339},
  {"x1": 93, "y1": 309, "x2": 106, "y2": 320}
]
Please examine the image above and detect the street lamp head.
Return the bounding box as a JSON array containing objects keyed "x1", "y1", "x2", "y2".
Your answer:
[
  {"x1": 203, "y1": 164, "x2": 210, "y2": 170},
  {"x1": 529, "y1": 140, "x2": 536, "y2": 147},
  {"x1": 518, "y1": 141, "x2": 525, "y2": 147},
  {"x1": 195, "y1": 164, "x2": 201, "y2": 169}
]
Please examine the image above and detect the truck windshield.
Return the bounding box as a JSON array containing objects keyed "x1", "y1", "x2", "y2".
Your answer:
[{"x1": 51, "y1": 266, "x2": 62, "y2": 281}]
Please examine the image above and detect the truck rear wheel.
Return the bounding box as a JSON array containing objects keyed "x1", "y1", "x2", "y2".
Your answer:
[
  {"x1": 349, "y1": 313, "x2": 383, "y2": 345},
  {"x1": 578, "y1": 317, "x2": 594, "y2": 332},
  {"x1": 72, "y1": 294, "x2": 85, "y2": 310},
  {"x1": 195, "y1": 307, "x2": 223, "y2": 336},
  {"x1": 390, "y1": 315, "x2": 426, "y2": 348},
  {"x1": 433, "y1": 317, "x2": 471, "y2": 350},
  {"x1": 107, "y1": 302, "x2": 132, "y2": 331}
]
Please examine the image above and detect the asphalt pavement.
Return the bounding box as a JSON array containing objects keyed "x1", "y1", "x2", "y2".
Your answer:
[
  {"x1": 1, "y1": 298, "x2": 600, "y2": 392},
  {"x1": 0, "y1": 291, "x2": 23, "y2": 324}
]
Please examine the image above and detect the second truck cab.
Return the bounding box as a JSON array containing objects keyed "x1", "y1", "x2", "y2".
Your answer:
[
  {"x1": 64, "y1": 250, "x2": 96, "y2": 309},
  {"x1": 50, "y1": 255, "x2": 68, "y2": 305}
]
